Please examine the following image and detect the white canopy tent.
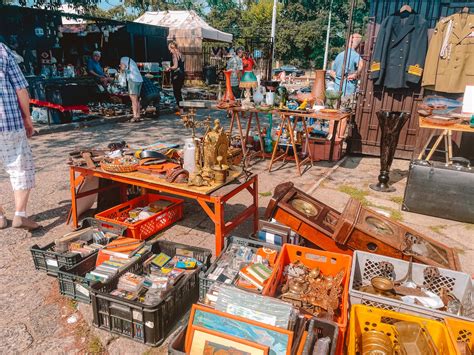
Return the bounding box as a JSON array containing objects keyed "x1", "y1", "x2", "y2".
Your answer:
[
  {"x1": 134, "y1": 10, "x2": 232, "y2": 43},
  {"x1": 135, "y1": 11, "x2": 232, "y2": 79}
]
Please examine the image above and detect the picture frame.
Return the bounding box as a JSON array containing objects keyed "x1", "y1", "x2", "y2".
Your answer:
[
  {"x1": 187, "y1": 325, "x2": 269, "y2": 355},
  {"x1": 186, "y1": 304, "x2": 293, "y2": 355}
]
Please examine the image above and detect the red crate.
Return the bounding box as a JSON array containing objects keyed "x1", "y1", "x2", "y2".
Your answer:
[
  {"x1": 262, "y1": 244, "x2": 352, "y2": 355},
  {"x1": 307, "y1": 137, "x2": 343, "y2": 161},
  {"x1": 95, "y1": 194, "x2": 183, "y2": 240}
]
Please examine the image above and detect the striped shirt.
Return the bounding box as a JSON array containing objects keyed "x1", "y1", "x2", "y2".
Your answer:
[{"x1": 0, "y1": 43, "x2": 29, "y2": 132}]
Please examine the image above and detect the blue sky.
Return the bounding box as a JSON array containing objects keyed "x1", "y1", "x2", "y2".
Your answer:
[{"x1": 99, "y1": 0, "x2": 122, "y2": 10}]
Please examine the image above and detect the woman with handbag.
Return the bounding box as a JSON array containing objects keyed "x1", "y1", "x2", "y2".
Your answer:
[
  {"x1": 119, "y1": 57, "x2": 143, "y2": 122},
  {"x1": 166, "y1": 41, "x2": 185, "y2": 115}
]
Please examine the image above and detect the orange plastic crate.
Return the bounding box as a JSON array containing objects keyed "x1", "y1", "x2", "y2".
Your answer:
[
  {"x1": 95, "y1": 194, "x2": 183, "y2": 241},
  {"x1": 262, "y1": 244, "x2": 352, "y2": 355},
  {"x1": 445, "y1": 317, "x2": 474, "y2": 355}
]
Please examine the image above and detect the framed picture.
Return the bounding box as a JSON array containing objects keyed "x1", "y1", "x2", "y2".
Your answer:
[
  {"x1": 186, "y1": 304, "x2": 293, "y2": 355},
  {"x1": 187, "y1": 325, "x2": 269, "y2": 355}
]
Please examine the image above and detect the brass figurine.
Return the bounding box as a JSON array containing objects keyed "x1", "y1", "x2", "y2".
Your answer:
[{"x1": 182, "y1": 114, "x2": 231, "y2": 186}]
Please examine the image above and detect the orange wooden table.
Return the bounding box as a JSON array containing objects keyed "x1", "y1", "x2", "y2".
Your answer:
[{"x1": 69, "y1": 166, "x2": 259, "y2": 255}]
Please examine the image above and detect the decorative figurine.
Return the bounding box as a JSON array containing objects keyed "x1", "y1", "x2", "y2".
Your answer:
[{"x1": 202, "y1": 119, "x2": 229, "y2": 179}]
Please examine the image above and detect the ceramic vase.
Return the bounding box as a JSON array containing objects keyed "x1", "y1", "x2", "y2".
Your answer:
[
  {"x1": 311, "y1": 70, "x2": 326, "y2": 105},
  {"x1": 222, "y1": 70, "x2": 235, "y2": 102},
  {"x1": 370, "y1": 110, "x2": 410, "y2": 192},
  {"x1": 253, "y1": 86, "x2": 265, "y2": 105}
]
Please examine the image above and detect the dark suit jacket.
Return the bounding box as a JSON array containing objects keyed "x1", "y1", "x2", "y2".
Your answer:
[{"x1": 370, "y1": 12, "x2": 428, "y2": 89}]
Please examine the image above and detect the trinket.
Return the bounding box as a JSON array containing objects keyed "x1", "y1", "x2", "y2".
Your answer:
[
  {"x1": 212, "y1": 156, "x2": 229, "y2": 184},
  {"x1": 188, "y1": 174, "x2": 210, "y2": 187},
  {"x1": 279, "y1": 261, "x2": 344, "y2": 319}
]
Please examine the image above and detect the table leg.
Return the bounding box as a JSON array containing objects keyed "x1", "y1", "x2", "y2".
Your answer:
[
  {"x1": 235, "y1": 111, "x2": 247, "y2": 157},
  {"x1": 329, "y1": 120, "x2": 339, "y2": 162},
  {"x1": 268, "y1": 116, "x2": 285, "y2": 172},
  {"x1": 287, "y1": 117, "x2": 302, "y2": 176},
  {"x1": 253, "y1": 175, "x2": 259, "y2": 234},
  {"x1": 214, "y1": 198, "x2": 225, "y2": 256},
  {"x1": 301, "y1": 116, "x2": 313, "y2": 166},
  {"x1": 229, "y1": 110, "x2": 235, "y2": 137},
  {"x1": 447, "y1": 129, "x2": 453, "y2": 163},
  {"x1": 244, "y1": 111, "x2": 252, "y2": 143},
  {"x1": 255, "y1": 113, "x2": 266, "y2": 158},
  {"x1": 426, "y1": 130, "x2": 445, "y2": 161},
  {"x1": 443, "y1": 132, "x2": 449, "y2": 164},
  {"x1": 69, "y1": 168, "x2": 79, "y2": 229},
  {"x1": 418, "y1": 131, "x2": 435, "y2": 160}
]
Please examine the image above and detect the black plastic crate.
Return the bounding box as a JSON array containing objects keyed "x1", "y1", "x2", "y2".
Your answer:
[
  {"x1": 57, "y1": 252, "x2": 99, "y2": 304},
  {"x1": 30, "y1": 218, "x2": 126, "y2": 277},
  {"x1": 90, "y1": 240, "x2": 212, "y2": 347},
  {"x1": 302, "y1": 318, "x2": 339, "y2": 355},
  {"x1": 198, "y1": 236, "x2": 282, "y2": 302}
]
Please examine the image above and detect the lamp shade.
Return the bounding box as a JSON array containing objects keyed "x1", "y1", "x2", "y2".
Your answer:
[{"x1": 239, "y1": 71, "x2": 258, "y2": 89}]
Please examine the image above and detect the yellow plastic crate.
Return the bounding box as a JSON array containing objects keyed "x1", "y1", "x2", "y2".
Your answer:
[
  {"x1": 348, "y1": 305, "x2": 457, "y2": 354},
  {"x1": 445, "y1": 317, "x2": 474, "y2": 354}
]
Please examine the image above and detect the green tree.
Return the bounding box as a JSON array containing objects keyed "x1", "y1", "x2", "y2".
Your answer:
[
  {"x1": 276, "y1": 0, "x2": 368, "y2": 68},
  {"x1": 241, "y1": 0, "x2": 277, "y2": 39},
  {"x1": 206, "y1": 1, "x2": 243, "y2": 40},
  {"x1": 121, "y1": 0, "x2": 204, "y2": 14},
  {"x1": 88, "y1": 4, "x2": 136, "y2": 20}
]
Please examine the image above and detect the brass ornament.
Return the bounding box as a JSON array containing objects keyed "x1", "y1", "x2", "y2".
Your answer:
[{"x1": 279, "y1": 262, "x2": 344, "y2": 319}]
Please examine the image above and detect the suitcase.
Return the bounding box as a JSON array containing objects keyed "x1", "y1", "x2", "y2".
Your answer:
[{"x1": 402, "y1": 158, "x2": 474, "y2": 223}]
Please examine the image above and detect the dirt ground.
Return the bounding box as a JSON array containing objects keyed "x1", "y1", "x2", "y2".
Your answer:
[{"x1": 0, "y1": 112, "x2": 472, "y2": 354}]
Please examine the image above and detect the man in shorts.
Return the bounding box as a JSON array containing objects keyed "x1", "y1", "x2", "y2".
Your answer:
[{"x1": 0, "y1": 42, "x2": 39, "y2": 230}]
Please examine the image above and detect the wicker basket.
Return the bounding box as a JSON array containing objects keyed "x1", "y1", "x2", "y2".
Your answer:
[{"x1": 100, "y1": 156, "x2": 139, "y2": 173}]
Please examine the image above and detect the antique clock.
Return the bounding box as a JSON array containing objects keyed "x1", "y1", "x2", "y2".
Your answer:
[
  {"x1": 266, "y1": 183, "x2": 460, "y2": 270},
  {"x1": 333, "y1": 198, "x2": 460, "y2": 270},
  {"x1": 265, "y1": 182, "x2": 350, "y2": 253}
]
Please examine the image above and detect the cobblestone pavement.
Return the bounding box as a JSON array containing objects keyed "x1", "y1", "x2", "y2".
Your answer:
[{"x1": 0, "y1": 112, "x2": 472, "y2": 354}]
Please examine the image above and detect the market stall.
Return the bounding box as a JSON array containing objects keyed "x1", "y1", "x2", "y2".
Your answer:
[
  {"x1": 0, "y1": 5, "x2": 169, "y2": 124},
  {"x1": 341, "y1": 0, "x2": 474, "y2": 223},
  {"x1": 134, "y1": 10, "x2": 233, "y2": 81}
]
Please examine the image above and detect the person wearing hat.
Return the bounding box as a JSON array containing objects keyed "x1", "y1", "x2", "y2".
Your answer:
[
  {"x1": 87, "y1": 51, "x2": 112, "y2": 85},
  {"x1": 227, "y1": 47, "x2": 244, "y2": 98}
]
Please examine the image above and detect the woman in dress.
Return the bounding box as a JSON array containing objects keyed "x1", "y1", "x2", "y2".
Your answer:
[
  {"x1": 166, "y1": 41, "x2": 185, "y2": 115},
  {"x1": 120, "y1": 56, "x2": 143, "y2": 122},
  {"x1": 242, "y1": 51, "x2": 256, "y2": 72}
]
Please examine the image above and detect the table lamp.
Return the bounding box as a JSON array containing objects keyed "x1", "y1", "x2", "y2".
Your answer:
[{"x1": 239, "y1": 71, "x2": 258, "y2": 109}]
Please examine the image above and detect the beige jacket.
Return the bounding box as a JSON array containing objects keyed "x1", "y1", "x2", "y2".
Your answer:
[{"x1": 422, "y1": 13, "x2": 474, "y2": 93}]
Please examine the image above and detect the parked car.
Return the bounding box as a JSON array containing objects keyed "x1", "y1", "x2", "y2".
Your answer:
[{"x1": 273, "y1": 65, "x2": 305, "y2": 77}]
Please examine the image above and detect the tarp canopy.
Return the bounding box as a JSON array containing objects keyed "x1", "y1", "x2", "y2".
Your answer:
[{"x1": 134, "y1": 10, "x2": 232, "y2": 43}]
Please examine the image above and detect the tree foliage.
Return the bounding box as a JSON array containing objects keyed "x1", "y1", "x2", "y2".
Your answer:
[
  {"x1": 6, "y1": 0, "x2": 368, "y2": 67},
  {"x1": 207, "y1": 0, "x2": 368, "y2": 68}
]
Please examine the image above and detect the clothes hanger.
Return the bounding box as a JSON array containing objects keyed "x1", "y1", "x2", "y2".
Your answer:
[{"x1": 400, "y1": 4, "x2": 413, "y2": 13}]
